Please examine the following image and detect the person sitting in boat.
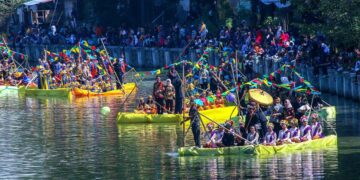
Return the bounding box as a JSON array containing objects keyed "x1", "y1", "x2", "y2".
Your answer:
[
  {"x1": 311, "y1": 113, "x2": 323, "y2": 139},
  {"x1": 221, "y1": 123, "x2": 235, "y2": 147},
  {"x1": 18, "y1": 70, "x2": 31, "y2": 86},
  {"x1": 215, "y1": 90, "x2": 225, "y2": 108},
  {"x1": 236, "y1": 120, "x2": 248, "y2": 146},
  {"x1": 292, "y1": 94, "x2": 306, "y2": 119},
  {"x1": 245, "y1": 126, "x2": 259, "y2": 145},
  {"x1": 269, "y1": 103, "x2": 283, "y2": 134},
  {"x1": 277, "y1": 120, "x2": 291, "y2": 145},
  {"x1": 289, "y1": 118, "x2": 301, "y2": 143},
  {"x1": 215, "y1": 124, "x2": 225, "y2": 146},
  {"x1": 297, "y1": 101, "x2": 311, "y2": 120},
  {"x1": 207, "y1": 91, "x2": 216, "y2": 109},
  {"x1": 263, "y1": 123, "x2": 277, "y2": 146},
  {"x1": 203, "y1": 123, "x2": 217, "y2": 148},
  {"x1": 300, "y1": 115, "x2": 312, "y2": 142},
  {"x1": 226, "y1": 120, "x2": 236, "y2": 133},
  {"x1": 200, "y1": 92, "x2": 209, "y2": 109},
  {"x1": 164, "y1": 79, "x2": 175, "y2": 113},
  {"x1": 283, "y1": 99, "x2": 295, "y2": 121},
  {"x1": 136, "y1": 97, "x2": 146, "y2": 113},
  {"x1": 146, "y1": 95, "x2": 157, "y2": 114}
]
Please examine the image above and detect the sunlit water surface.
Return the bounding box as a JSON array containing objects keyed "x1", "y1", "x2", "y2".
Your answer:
[{"x1": 0, "y1": 81, "x2": 359, "y2": 179}]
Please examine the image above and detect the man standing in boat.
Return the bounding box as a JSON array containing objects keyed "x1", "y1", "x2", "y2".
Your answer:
[
  {"x1": 113, "y1": 57, "x2": 126, "y2": 89},
  {"x1": 181, "y1": 100, "x2": 201, "y2": 147}
]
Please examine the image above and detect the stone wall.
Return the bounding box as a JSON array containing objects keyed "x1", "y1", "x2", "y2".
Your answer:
[{"x1": 13, "y1": 45, "x2": 220, "y2": 69}]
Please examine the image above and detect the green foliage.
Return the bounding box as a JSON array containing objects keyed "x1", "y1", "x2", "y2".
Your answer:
[
  {"x1": 291, "y1": 0, "x2": 360, "y2": 48},
  {"x1": 226, "y1": 18, "x2": 233, "y2": 29},
  {"x1": 0, "y1": 0, "x2": 27, "y2": 27},
  {"x1": 263, "y1": 16, "x2": 280, "y2": 27}
]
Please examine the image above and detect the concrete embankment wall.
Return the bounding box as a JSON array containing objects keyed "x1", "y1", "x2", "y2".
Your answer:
[{"x1": 14, "y1": 45, "x2": 360, "y2": 102}]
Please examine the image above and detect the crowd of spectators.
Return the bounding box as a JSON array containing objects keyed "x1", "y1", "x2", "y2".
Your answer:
[{"x1": 5, "y1": 21, "x2": 360, "y2": 76}]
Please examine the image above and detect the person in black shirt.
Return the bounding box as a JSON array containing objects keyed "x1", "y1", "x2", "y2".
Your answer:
[
  {"x1": 221, "y1": 123, "x2": 234, "y2": 147},
  {"x1": 173, "y1": 77, "x2": 183, "y2": 114},
  {"x1": 181, "y1": 101, "x2": 201, "y2": 147}
]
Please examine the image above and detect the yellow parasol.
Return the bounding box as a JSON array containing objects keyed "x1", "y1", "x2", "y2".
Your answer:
[{"x1": 248, "y1": 89, "x2": 273, "y2": 106}]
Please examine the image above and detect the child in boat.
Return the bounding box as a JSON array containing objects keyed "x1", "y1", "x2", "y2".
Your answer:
[
  {"x1": 215, "y1": 124, "x2": 225, "y2": 147},
  {"x1": 136, "y1": 97, "x2": 146, "y2": 113},
  {"x1": 300, "y1": 115, "x2": 312, "y2": 142},
  {"x1": 289, "y1": 118, "x2": 301, "y2": 143},
  {"x1": 215, "y1": 91, "x2": 225, "y2": 108},
  {"x1": 236, "y1": 120, "x2": 248, "y2": 146},
  {"x1": 203, "y1": 123, "x2": 217, "y2": 148},
  {"x1": 263, "y1": 123, "x2": 277, "y2": 146},
  {"x1": 277, "y1": 120, "x2": 291, "y2": 145},
  {"x1": 311, "y1": 113, "x2": 323, "y2": 139},
  {"x1": 146, "y1": 95, "x2": 157, "y2": 114},
  {"x1": 245, "y1": 126, "x2": 259, "y2": 145}
]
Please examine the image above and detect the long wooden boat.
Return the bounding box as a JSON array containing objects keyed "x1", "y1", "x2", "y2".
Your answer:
[
  {"x1": 72, "y1": 83, "x2": 137, "y2": 97},
  {"x1": 0, "y1": 85, "x2": 18, "y2": 96},
  {"x1": 117, "y1": 106, "x2": 239, "y2": 124},
  {"x1": 18, "y1": 87, "x2": 72, "y2": 98},
  {"x1": 178, "y1": 135, "x2": 337, "y2": 156}
]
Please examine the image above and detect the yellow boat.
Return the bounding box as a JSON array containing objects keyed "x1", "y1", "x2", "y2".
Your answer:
[
  {"x1": 72, "y1": 83, "x2": 137, "y2": 97},
  {"x1": 117, "y1": 106, "x2": 239, "y2": 124},
  {"x1": 178, "y1": 135, "x2": 337, "y2": 156}
]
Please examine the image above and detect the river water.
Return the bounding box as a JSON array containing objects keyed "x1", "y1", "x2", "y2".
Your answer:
[{"x1": 0, "y1": 81, "x2": 359, "y2": 179}]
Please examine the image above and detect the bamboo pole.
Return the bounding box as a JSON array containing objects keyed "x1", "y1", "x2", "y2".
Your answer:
[
  {"x1": 198, "y1": 112, "x2": 252, "y2": 144},
  {"x1": 182, "y1": 60, "x2": 186, "y2": 147}
]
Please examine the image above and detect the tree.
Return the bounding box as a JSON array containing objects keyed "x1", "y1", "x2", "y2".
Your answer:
[
  {"x1": 291, "y1": 0, "x2": 360, "y2": 49},
  {"x1": 0, "y1": 0, "x2": 27, "y2": 29}
]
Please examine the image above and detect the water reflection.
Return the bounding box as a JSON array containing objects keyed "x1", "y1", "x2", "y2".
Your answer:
[
  {"x1": 178, "y1": 148, "x2": 338, "y2": 179},
  {"x1": 0, "y1": 82, "x2": 359, "y2": 178}
]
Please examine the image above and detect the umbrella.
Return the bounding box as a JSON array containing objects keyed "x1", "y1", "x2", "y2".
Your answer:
[
  {"x1": 226, "y1": 93, "x2": 236, "y2": 103},
  {"x1": 248, "y1": 89, "x2": 273, "y2": 106},
  {"x1": 194, "y1": 99, "x2": 204, "y2": 106}
]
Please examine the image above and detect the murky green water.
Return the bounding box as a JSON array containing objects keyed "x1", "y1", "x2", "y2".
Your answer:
[{"x1": 0, "y1": 82, "x2": 359, "y2": 179}]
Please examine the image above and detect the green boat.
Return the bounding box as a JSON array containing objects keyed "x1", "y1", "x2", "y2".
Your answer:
[
  {"x1": 18, "y1": 87, "x2": 72, "y2": 98},
  {"x1": 178, "y1": 135, "x2": 337, "y2": 156}
]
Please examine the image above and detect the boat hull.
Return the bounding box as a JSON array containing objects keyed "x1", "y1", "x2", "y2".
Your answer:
[
  {"x1": 18, "y1": 87, "x2": 72, "y2": 98},
  {"x1": 73, "y1": 83, "x2": 137, "y2": 97},
  {"x1": 117, "y1": 106, "x2": 239, "y2": 124},
  {"x1": 178, "y1": 135, "x2": 337, "y2": 156}
]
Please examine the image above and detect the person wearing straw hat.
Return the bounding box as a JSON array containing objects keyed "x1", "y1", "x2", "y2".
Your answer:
[
  {"x1": 289, "y1": 118, "x2": 301, "y2": 143},
  {"x1": 277, "y1": 120, "x2": 291, "y2": 145},
  {"x1": 263, "y1": 122, "x2": 277, "y2": 146},
  {"x1": 311, "y1": 113, "x2": 323, "y2": 139},
  {"x1": 300, "y1": 115, "x2": 312, "y2": 142}
]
